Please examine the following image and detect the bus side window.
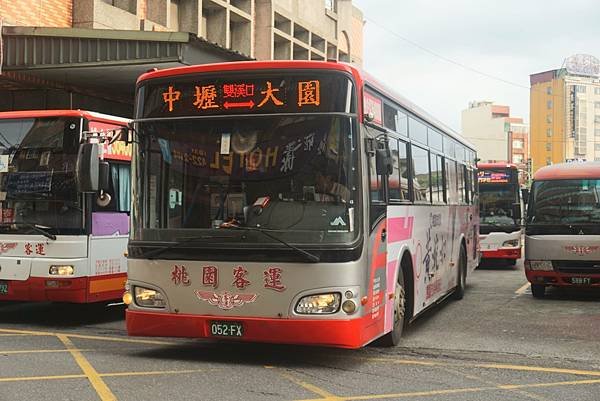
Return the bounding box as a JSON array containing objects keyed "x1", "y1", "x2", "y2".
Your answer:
[
  {"x1": 445, "y1": 159, "x2": 458, "y2": 204},
  {"x1": 388, "y1": 139, "x2": 409, "y2": 201},
  {"x1": 457, "y1": 164, "x2": 466, "y2": 204},
  {"x1": 430, "y1": 153, "x2": 444, "y2": 203},
  {"x1": 367, "y1": 138, "x2": 387, "y2": 229},
  {"x1": 411, "y1": 145, "x2": 431, "y2": 203}
]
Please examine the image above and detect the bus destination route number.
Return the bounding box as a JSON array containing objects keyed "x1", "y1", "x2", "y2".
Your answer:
[
  {"x1": 210, "y1": 321, "x2": 244, "y2": 337},
  {"x1": 0, "y1": 281, "x2": 8, "y2": 295}
]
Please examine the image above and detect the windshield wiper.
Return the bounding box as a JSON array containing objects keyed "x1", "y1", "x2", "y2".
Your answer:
[
  {"x1": 221, "y1": 224, "x2": 320, "y2": 263},
  {"x1": 138, "y1": 234, "x2": 242, "y2": 259},
  {"x1": 0, "y1": 222, "x2": 57, "y2": 240}
]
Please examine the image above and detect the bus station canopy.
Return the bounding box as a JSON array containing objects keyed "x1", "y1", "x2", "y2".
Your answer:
[{"x1": 0, "y1": 26, "x2": 250, "y2": 106}]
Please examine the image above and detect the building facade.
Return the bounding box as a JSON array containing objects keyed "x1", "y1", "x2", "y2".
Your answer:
[
  {"x1": 461, "y1": 101, "x2": 530, "y2": 178},
  {"x1": 0, "y1": 0, "x2": 363, "y2": 115},
  {"x1": 0, "y1": 0, "x2": 363, "y2": 63},
  {"x1": 530, "y1": 54, "x2": 600, "y2": 174}
]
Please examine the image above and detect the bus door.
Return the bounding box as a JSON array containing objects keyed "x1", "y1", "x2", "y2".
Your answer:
[{"x1": 365, "y1": 135, "x2": 390, "y2": 337}]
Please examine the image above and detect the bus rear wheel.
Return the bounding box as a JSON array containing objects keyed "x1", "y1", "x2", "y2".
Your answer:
[
  {"x1": 531, "y1": 284, "x2": 546, "y2": 298},
  {"x1": 452, "y1": 246, "x2": 467, "y2": 300},
  {"x1": 379, "y1": 271, "x2": 406, "y2": 347}
]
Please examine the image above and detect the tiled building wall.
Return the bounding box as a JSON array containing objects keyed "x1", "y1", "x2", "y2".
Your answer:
[{"x1": 0, "y1": 0, "x2": 72, "y2": 27}]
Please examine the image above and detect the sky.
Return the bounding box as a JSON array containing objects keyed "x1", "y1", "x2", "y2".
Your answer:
[{"x1": 352, "y1": 0, "x2": 600, "y2": 132}]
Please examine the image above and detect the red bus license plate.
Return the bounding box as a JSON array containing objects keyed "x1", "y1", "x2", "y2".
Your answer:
[
  {"x1": 571, "y1": 277, "x2": 591, "y2": 285},
  {"x1": 210, "y1": 321, "x2": 243, "y2": 337}
]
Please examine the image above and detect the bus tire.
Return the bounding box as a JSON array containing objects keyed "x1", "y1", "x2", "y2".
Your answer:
[
  {"x1": 531, "y1": 284, "x2": 546, "y2": 298},
  {"x1": 506, "y1": 259, "x2": 517, "y2": 266},
  {"x1": 452, "y1": 245, "x2": 467, "y2": 301},
  {"x1": 379, "y1": 268, "x2": 406, "y2": 347}
]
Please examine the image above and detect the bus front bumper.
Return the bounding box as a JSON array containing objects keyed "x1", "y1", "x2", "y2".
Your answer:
[
  {"x1": 126, "y1": 309, "x2": 367, "y2": 349},
  {"x1": 481, "y1": 247, "x2": 521, "y2": 259},
  {"x1": 0, "y1": 277, "x2": 88, "y2": 302},
  {"x1": 525, "y1": 271, "x2": 600, "y2": 287}
]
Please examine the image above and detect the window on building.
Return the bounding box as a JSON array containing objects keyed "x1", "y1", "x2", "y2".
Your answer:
[
  {"x1": 546, "y1": 158, "x2": 552, "y2": 166},
  {"x1": 595, "y1": 128, "x2": 600, "y2": 136},
  {"x1": 596, "y1": 102, "x2": 600, "y2": 109},
  {"x1": 102, "y1": 0, "x2": 137, "y2": 14},
  {"x1": 595, "y1": 115, "x2": 600, "y2": 124},
  {"x1": 580, "y1": 127, "x2": 587, "y2": 134},
  {"x1": 547, "y1": 100, "x2": 553, "y2": 109},
  {"x1": 546, "y1": 86, "x2": 552, "y2": 95},
  {"x1": 595, "y1": 88, "x2": 600, "y2": 95},
  {"x1": 411, "y1": 145, "x2": 430, "y2": 202},
  {"x1": 513, "y1": 154, "x2": 524, "y2": 164},
  {"x1": 547, "y1": 128, "x2": 553, "y2": 137},
  {"x1": 513, "y1": 139, "x2": 524, "y2": 149},
  {"x1": 595, "y1": 143, "x2": 600, "y2": 151},
  {"x1": 576, "y1": 85, "x2": 587, "y2": 93},
  {"x1": 546, "y1": 114, "x2": 553, "y2": 123},
  {"x1": 325, "y1": 0, "x2": 337, "y2": 12},
  {"x1": 546, "y1": 142, "x2": 552, "y2": 151}
]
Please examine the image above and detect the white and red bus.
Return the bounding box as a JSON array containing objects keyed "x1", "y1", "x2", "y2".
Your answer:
[
  {"x1": 121, "y1": 61, "x2": 479, "y2": 348},
  {"x1": 477, "y1": 163, "x2": 523, "y2": 265},
  {"x1": 525, "y1": 162, "x2": 600, "y2": 298},
  {"x1": 0, "y1": 110, "x2": 131, "y2": 303}
]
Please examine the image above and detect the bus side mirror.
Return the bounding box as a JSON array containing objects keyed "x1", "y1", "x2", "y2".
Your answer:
[
  {"x1": 521, "y1": 188, "x2": 529, "y2": 205},
  {"x1": 512, "y1": 202, "x2": 522, "y2": 221},
  {"x1": 99, "y1": 161, "x2": 110, "y2": 192},
  {"x1": 376, "y1": 148, "x2": 393, "y2": 176},
  {"x1": 76, "y1": 143, "x2": 100, "y2": 192}
]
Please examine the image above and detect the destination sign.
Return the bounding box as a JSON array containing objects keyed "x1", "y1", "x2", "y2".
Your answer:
[
  {"x1": 139, "y1": 72, "x2": 355, "y2": 118},
  {"x1": 478, "y1": 169, "x2": 512, "y2": 184}
]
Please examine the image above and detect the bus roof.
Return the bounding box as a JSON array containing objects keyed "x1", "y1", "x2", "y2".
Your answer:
[
  {"x1": 0, "y1": 110, "x2": 130, "y2": 125},
  {"x1": 477, "y1": 162, "x2": 518, "y2": 170},
  {"x1": 533, "y1": 162, "x2": 600, "y2": 181},
  {"x1": 136, "y1": 60, "x2": 474, "y2": 152}
]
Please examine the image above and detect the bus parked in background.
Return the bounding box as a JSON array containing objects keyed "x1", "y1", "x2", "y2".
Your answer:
[
  {"x1": 525, "y1": 162, "x2": 600, "y2": 298},
  {"x1": 121, "y1": 61, "x2": 479, "y2": 348},
  {"x1": 0, "y1": 110, "x2": 131, "y2": 303},
  {"x1": 477, "y1": 163, "x2": 522, "y2": 265}
]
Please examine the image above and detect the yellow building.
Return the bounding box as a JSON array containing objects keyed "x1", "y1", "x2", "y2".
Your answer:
[{"x1": 530, "y1": 54, "x2": 600, "y2": 174}]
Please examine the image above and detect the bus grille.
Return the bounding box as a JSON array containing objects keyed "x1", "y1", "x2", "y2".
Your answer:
[{"x1": 553, "y1": 260, "x2": 600, "y2": 274}]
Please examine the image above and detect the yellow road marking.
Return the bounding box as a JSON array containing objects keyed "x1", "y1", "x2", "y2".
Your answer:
[
  {"x1": 0, "y1": 328, "x2": 176, "y2": 345},
  {"x1": 278, "y1": 370, "x2": 342, "y2": 400},
  {"x1": 57, "y1": 335, "x2": 117, "y2": 401},
  {"x1": 0, "y1": 333, "x2": 37, "y2": 337},
  {"x1": 0, "y1": 349, "x2": 93, "y2": 355},
  {"x1": 0, "y1": 374, "x2": 86, "y2": 382},
  {"x1": 515, "y1": 282, "x2": 530, "y2": 295},
  {"x1": 360, "y1": 357, "x2": 600, "y2": 377},
  {"x1": 0, "y1": 368, "x2": 222, "y2": 383},
  {"x1": 297, "y1": 378, "x2": 600, "y2": 401}
]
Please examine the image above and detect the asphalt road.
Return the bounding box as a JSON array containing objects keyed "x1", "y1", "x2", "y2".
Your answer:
[{"x1": 1, "y1": 259, "x2": 600, "y2": 401}]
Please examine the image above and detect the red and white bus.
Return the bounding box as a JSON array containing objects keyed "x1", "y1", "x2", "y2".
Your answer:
[
  {"x1": 122, "y1": 61, "x2": 479, "y2": 348},
  {"x1": 0, "y1": 110, "x2": 131, "y2": 303},
  {"x1": 525, "y1": 162, "x2": 600, "y2": 298},
  {"x1": 477, "y1": 163, "x2": 523, "y2": 265}
]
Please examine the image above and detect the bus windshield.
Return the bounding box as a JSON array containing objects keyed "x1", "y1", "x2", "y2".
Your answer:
[
  {"x1": 479, "y1": 186, "x2": 517, "y2": 226},
  {"x1": 134, "y1": 115, "x2": 358, "y2": 245},
  {"x1": 528, "y1": 179, "x2": 600, "y2": 225},
  {"x1": 0, "y1": 117, "x2": 83, "y2": 235}
]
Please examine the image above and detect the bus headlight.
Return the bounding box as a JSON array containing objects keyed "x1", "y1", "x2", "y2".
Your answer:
[
  {"x1": 49, "y1": 265, "x2": 74, "y2": 276},
  {"x1": 502, "y1": 239, "x2": 519, "y2": 247},
  {"x1": 525, "y1": 260, "x2": 553, "y2": 271},
  {"x1": 295, "y1": 293, "x2": 341, "y2": 314},
  {"x1": 134, "y1": 286, "x2": 166, "y2": 308}
]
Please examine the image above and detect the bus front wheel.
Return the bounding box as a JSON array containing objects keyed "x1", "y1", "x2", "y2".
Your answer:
[
  {"x1": 379, "y1": 270, "x2": 406, "y2": 346},
  {"x1": 531, "y1": 284, "x2": 546, "y2": 298}
]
